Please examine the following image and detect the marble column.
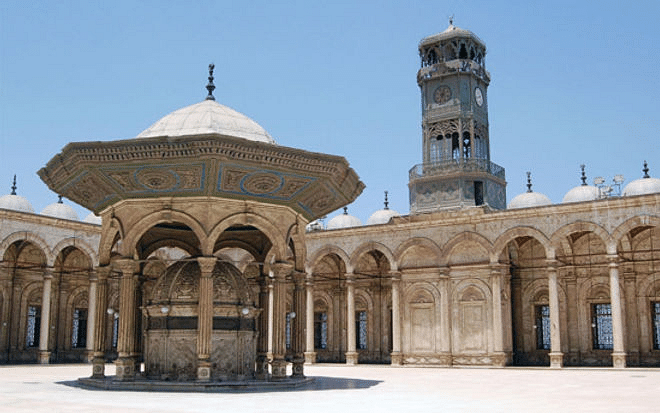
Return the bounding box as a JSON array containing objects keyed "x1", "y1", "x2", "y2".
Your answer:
[
  {"x1": 38, "y1": 269, "x2": 54, "y2": 364},
  {"x1": 256, "y1": 276, "x2": 271, "y2": 379},
  {"x1": 304, "y1": 278, "x2": 316, "y2": 364},
  {"x1": 291, "y1": 271, "x2": 306, "y2": 377},
  {"x1": 345, "y1": 273, "x2": 357, "y2": 365},
  {"x1": 270, "y1": 262, "x2": 293, "y2": 379},
  {"x1": 86, "y1": 271, "x2": 98, "y2": 362},
  {"x1": 91, "y1": 266, "x2": 110, "y2": 378},
  {"x1": 1, "y1": 262, "x2": 14, "y2": 362},
  {"x1": 438, "y1": 267, "x2": 451, "y2": 365},
  {"x1": 490, "y1": 264, "x2": 506, "y2": 366},
  {"x1": 547, "y1": 259, "x2": 564, "y2": 368},
  {"x1": 390, "y1": 272, "x2": 402, "y2": 365},
  {"x1": 196, "y1": 257, "x2": 216, "y2": 381},
  {"x1": 267, "y1": 278, "x2": 274, "y2": 361},
  {"x1": 115, "y1": 258, "x2": 138, "y2": 381},
  {"x1": 608, "y1": 255, "x2": 627, "y2": 368}
]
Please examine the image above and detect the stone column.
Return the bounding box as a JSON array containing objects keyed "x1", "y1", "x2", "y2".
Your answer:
[
  {"x1": 390, "y1": 272, "x2": 402, "y2": 365},
  {"x1": 547, "y1": 259, "x2": 564, "y2": 368},
  {"x1": 490, "y1": 264, "x2": 506, "y2": 366},
  {"x1": 86, "y1": 271, "x2": 98, "y2": 362},
  {"x1": 38, "y1": 269, "x2": 54, "y2": 364},
  {"x1": 345, "y1": 273, "x2": 357, "y2": 365},
  {"x1": 438, "y1": 267, "x2": 451, "y2": 365},
  {"x1": 267, "y1": 278, "x2": 274, "y2": 360},
  {"x1": 608, "y1": 255, "x2": 627, "y2": 368},
  {"x1": 196, "y1": 257, "x2": 216, "y2": 381},
  {"x1": 291, "y1": 271, "x2": 306, "y2": 377},
  {"x1": 0, "y1": 262, "x2": 14, "y2": 362},
  {"x1": 256, "y1": 276, "x2": 271, "y2": 379},
  {"x1": 304, "y1": 278, "x2": 316, "y2": 364},
  {"x1": 91, "y1": 266, "x2": 110, "y2": 378},
  {"x1": 270, "y1": 262, "x2": 293, "y2": 379},
  {"x1": 115, "y1": 258, "x2": 138, "y2": 381}
]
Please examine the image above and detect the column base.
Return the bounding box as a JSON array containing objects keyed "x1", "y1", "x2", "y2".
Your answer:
[
  {"x1": 38, "y1": 351, "x2": 50, "y2": 364},
  {"x1": 271, "y1": 358, "x2": 287, "y2": 380},
  {"x1": 390, "y1": 351, "x2": 403, "y2": 366},
  {"x1": 255, "y1": 354, "x2": 270, "y2": 380},
  {"x1": 345, "y1": 351, "x2": 358, "y2": 365},
  {"x1": 197, "y1": 360, "x2": 211, "y2": 382},
  {"x1": 91, "y1": 355, "x2": 106, "y2": 378},
  {"x1": 85, "y1": 350, "x2": 95, "y2": 363},
  {"x1": 612, "y1": 352, "x2": 627, "y2": 368},
  {"x1": 291, "y1": 358, "x2": 305, "y2": 378},
  {"x1": 549, "y1": 352, "x2": 564, "y2": 368},
  {"x1": 490, "y1": 352, "x2": 507, "y2": 367},
  {"x1": 115, "y1": 357, "x2": 135, "y2": 381},
  {"x1": 304, "y1": 351, "x2": 317, "y2": 365}
]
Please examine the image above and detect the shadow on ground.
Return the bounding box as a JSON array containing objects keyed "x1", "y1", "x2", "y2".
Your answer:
[{"x1": 57, "y1": 376, "x2": 382, "y2": 394}]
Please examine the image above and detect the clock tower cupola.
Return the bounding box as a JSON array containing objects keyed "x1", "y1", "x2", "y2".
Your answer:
[{"x1": 409, "y1": 20, "x2": 506, "y2": 212}]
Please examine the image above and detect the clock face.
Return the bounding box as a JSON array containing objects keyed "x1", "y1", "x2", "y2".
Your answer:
[
  {"x1": 433, "y1": 86, "x2": 452, "y2": 105},
  {"x1": 474, "y1": 87, "x2": 484, "y2": 107}
]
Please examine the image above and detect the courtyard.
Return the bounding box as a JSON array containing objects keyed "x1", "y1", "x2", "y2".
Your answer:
[{"x1": 0, "y1": 364, "x2": 657, "y2": 412}]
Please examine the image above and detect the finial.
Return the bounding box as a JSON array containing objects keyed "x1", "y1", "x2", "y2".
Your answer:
[
  {"x1": 384, "y1": 191, "x2": 390, "y2": 210},
  {"x1": 10, "y1": 175, "x2": 17, "y2": 195},
  {"x1": 580, "y1": 164, "x2": 587, "y2": 186},
  {"x1": 57, "y1": 195, "x2": 63, "y2": 204},
  {"x1": 449, "y1": 15, "x2": 454, "y2": 26},
  {"x1": 343, "y1": 206, "x2": 348, "y2": 215},
  {"x1": 643, "y1": 160, "x2": 650, "y2": 178},
  {"x1": 205, "y1": 63, "x2": 216, "y2": 101},
  {"x1": 526, "y1": 171, "x2": 532, "y2": 193}
]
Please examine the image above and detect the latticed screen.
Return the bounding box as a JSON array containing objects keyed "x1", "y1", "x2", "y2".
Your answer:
[
  {"x1": 71, "y1": 309, "x2": 87, "y2": 348},
  {"x1": 285, "y1": 313, "x2": 292, "y2": 350},
  {"x1": 111, "y1": 315, "x2": 119, "y2": 349},
  {"x1": 356, "y1": 311, "x2": 367, "y2": 350},
  {"x1": 653, "y1": 302, "x2": 660, "y2": 350},
  {"x1": 592, "y1": 303, "x2": 613, "y2": 350},
  {"x1": 314, "y1": 312, "x2": 328, "y2": 350},
  {"x1": 26, "y1": 306, "x2": 41, "y2": 348},
  {"x1": 535, "y1": 305, "x2": 551, "y2": 350}
]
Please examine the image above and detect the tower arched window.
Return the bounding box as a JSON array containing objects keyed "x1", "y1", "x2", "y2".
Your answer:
[
  {"x1": 462, "y1": 132, "x2": 471, "y2": 158},
  {"x1": 459, "y1": 44, "x2": 468, "y2": 59},
  {"x1": 452, "y1": 133, "x2": 460, "y2": 160}
]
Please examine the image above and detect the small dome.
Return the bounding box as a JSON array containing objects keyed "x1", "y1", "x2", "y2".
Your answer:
[
  {"x1": 367, "y1": 191, "x2": 399, "y2": 225},
  {"x1": 562, "y1": 185, "x2": 599, "y2": 203},
  {"x1": 41, "y1": 197, "x2": 78, "y2": 221},
  {"x1": 327, "y1": 207, "x2": 362, "y2": 230},
  {"x1": 137, "y1": 99, "x2": 276, "y2": 144},
  {"x1": 0, "y1": 194, "x2": 34, "y2": 213},
  {"x1": 83, "y1": 212, "x2": 102, "y2": 225},
  {"x1": 508, "y1": 171, "x2": 552, "y2": 209},
  {"x1": 623, "y1": 161, "x2": 660, "y2": 196},
  {"x1": 305, "y1": 220, "x2": 325, "y2": 232},
  {"x1": 419, "y1": 21, "x2": 485, "y2": 48}
]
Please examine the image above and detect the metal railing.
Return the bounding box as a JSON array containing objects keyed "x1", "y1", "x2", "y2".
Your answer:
[{"x1": 409, "y1": 158, "x2": 505, "y2": 180}]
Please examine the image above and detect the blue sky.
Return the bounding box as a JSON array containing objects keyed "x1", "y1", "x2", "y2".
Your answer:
[{"x1": 1, "y1": 0, "x2": 658, "y2": 223}]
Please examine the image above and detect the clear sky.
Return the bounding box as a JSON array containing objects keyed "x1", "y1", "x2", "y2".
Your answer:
[{"x1": 1, "y1": 0, "x2": 658, "y2": 224}]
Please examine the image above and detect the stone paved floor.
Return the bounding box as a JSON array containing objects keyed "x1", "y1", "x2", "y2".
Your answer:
[{"x1": 0, "y1": 363, "x2": 658, "y2": 412}]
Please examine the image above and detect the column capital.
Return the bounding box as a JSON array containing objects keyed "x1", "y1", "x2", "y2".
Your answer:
[
  {"x1": 607, "y1": 254, "x2": 620, "y2": 266},
  {"x1": 345, "y1": 272, "x2": 355, "y2": 283},
  {"x1": 115, "y1": 258, "x2": 139, "y2": 276},
  {"x1": 292, "y1": 270, "x2": 306, "y2": 285},
  {"x1": 390, "y1": 271, "x2": 402, "y2": 281},
  {"x1": 197, "y1": 256, "x2": 217, "y2": 276},
  {"x1": 546, "y1": 259, "x2": 560, "y2": 270},
  {"x1": 43, "y1": 268, "x2": 54, "y2": 280},
  {"x1": 95, "y1": 265, "x2": 112, "y2": 281},
  {"x1": 437, "y1": 266, "x2": 449, "y2": 276},
  {"x1": 270, "y1": 261, "x2": 294, "y2": 280},
  {"x1": 88, "y1": 270, "x2": 99, "y2": 283}
]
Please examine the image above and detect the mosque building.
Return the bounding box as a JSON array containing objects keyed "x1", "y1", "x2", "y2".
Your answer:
[{"x1": 1, "y1": 21, "x2": 660, "y2": 384}]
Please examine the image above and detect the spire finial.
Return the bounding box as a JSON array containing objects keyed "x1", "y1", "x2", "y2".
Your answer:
[
  {"x1": 57, "y1": 195, "x2": 63, "y2": 204},
  {"x1": 643, "y1": 160, "x2": 650, "y2": 178},
  {"x1": 384, "y1": 190, "x2": 390, "y2": 210},
  {"x1": 580, "y1": 164, "x2": 587, "y2": 186},
  {"x1": 343, "y1": 206, "x2": 348, "y2": 215},
  {"x1": 449, "y1": 15, "x2": 454, "y2": 26},
  {"x1": 526, "y1": 171, "x2": 532, "y2": 193},
  {"x1": 10, "y1": 175, "x2": 17, "y2": 195},
  {"x1": 205, "y1": 63, "x2": 216, "y2": 101}
]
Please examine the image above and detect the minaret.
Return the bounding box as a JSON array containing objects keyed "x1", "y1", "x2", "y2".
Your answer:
[{"x1": 409, "y1": 19, "x2": 506, "y2": 212}]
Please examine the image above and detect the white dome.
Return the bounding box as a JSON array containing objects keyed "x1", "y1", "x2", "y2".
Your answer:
[
  {"x1": 0, "y1": 194, "x2": 34, "y2": 213},
  {"x1": 137, "y1": 99, "x2": 276, "y2": 144},
  {"x1": 83, "y1": 212, "x2": 102, "y2": 225},
  {"x1": 305, "y1": 220, "x2": 325, "y2": 232},
  {"x1": 367, "y1": 208, "x2": 399, "y2": 225},
  {"x1": 623, "y1": 177, "x2": 660, "y2": 197},
  {"x1": 327, "y1": 209, "x2": 362, "y2": 230},
  {"x1": 508, "y1": 192, "x2": 552, "y2": 209},
  {"x1": 562, "y1": 185, "x2": 599, "y2": 203},
  {"x1": 41, "y1": 200, "x2": 78, "y2": 221}
]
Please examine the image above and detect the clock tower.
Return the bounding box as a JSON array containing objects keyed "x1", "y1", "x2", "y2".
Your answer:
[{"x1": 409, "y1": 20, "x2": 506, "y2": 212}]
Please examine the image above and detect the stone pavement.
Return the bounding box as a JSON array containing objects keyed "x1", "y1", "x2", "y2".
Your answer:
[{"x1": 0, "y1": 363, "x2": 658, "y2": 412}]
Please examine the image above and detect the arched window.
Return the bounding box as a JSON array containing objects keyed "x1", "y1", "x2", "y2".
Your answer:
[{"x1": 462, "y1": 132, "x2": 471, "y2": 158}]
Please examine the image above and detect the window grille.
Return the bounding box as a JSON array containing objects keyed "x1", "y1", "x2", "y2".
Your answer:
[
  {"x1": 285, "y1": 313, "x2": 292, "y2": 350},
  {"x1": 356, "y1": 311, "x2": 367, "y2": 350},
  {"x1": 111, "y1": 315, "x2": 119, "y2": 349},
  {"x1": 314, "y1": 312, "x2": 328, "y2": 350},
  {"x1": 592, "y1": 303, "x2": 613, "y2": 350},
  {"x1": 26, "y1": 305, "x2": 41, "y2": 348},
  {"x1": 653, "y1": 302, "x2": 660, "y2": 350},
  {"x1": 72, "y1": 308, "x2": 87, "y2": 348},
  {"x1": 535, "y1": 305, "x2": 551, "y2": 350}
]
